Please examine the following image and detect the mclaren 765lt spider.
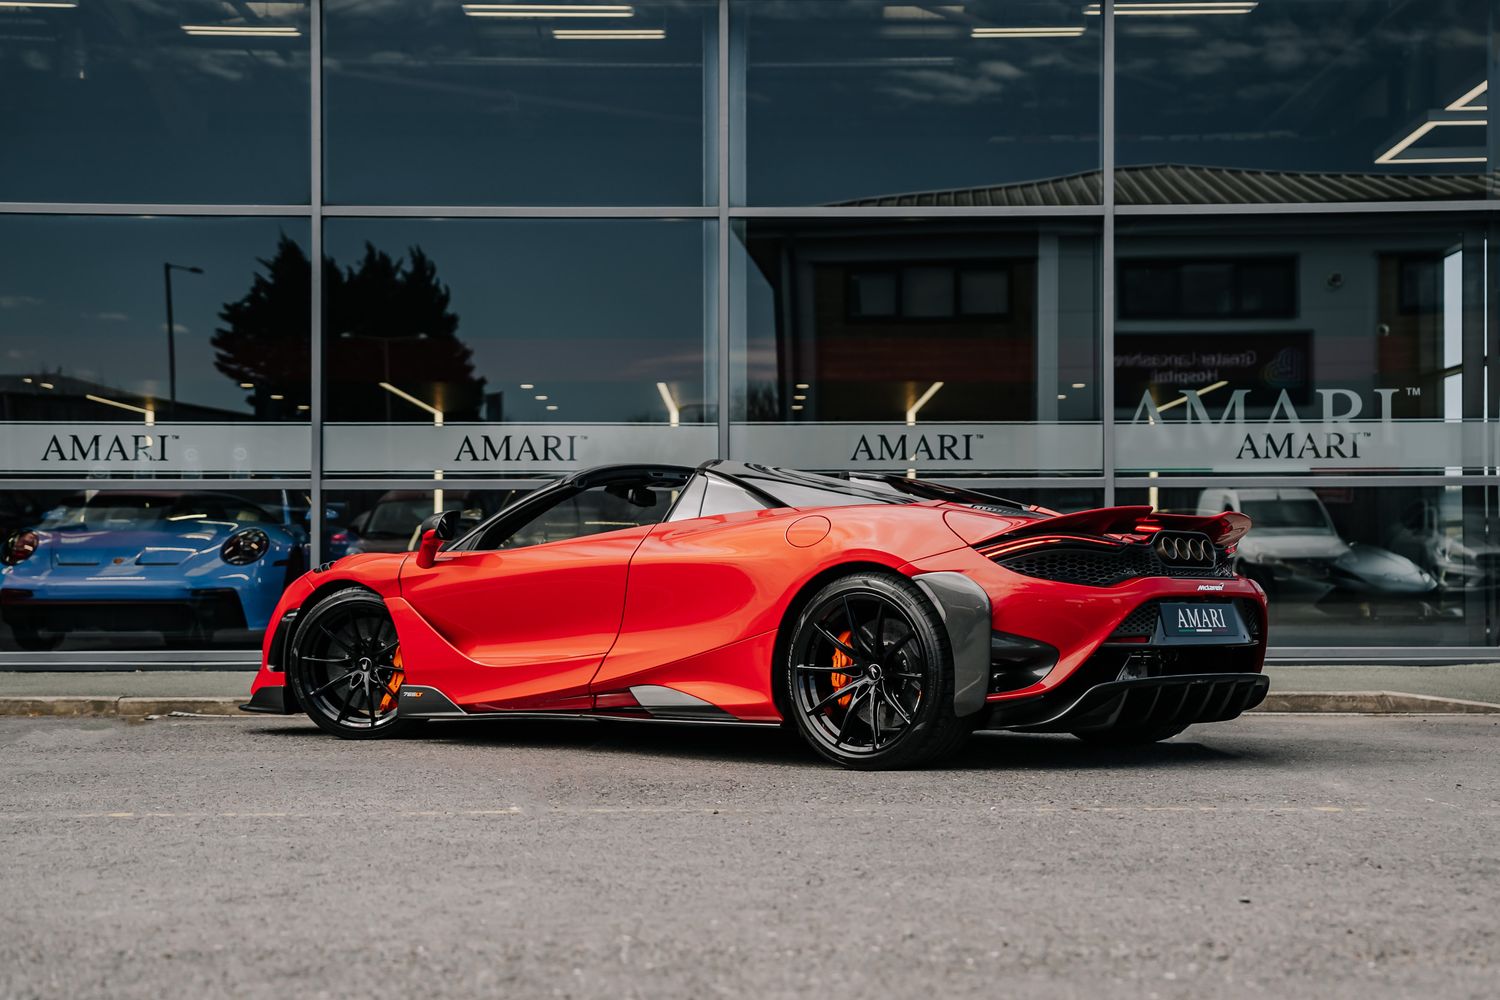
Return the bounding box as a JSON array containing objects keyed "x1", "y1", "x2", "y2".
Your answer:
[{"x1": 243, "y1": 462, "x2": 1269, "y2": 769}]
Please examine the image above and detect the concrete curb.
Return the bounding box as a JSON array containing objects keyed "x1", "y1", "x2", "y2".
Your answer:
[
  {"x1": 0, "y1": 696, "x2": 243, "y2": 718},
  {"x1": 1254, "y1": 691, "x2": 1500, "y2": 714}
]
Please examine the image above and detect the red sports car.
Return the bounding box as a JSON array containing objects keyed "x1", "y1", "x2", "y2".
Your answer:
[{"x1": 243, "y1": 462, "x2": 1268, "y2": 769}]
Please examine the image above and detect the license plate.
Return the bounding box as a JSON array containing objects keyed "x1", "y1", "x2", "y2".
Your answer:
[{"x1": 1159, "y1": 602, "x2": 1241, "y2": 639}]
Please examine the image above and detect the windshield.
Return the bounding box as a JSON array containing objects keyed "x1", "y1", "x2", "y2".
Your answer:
[
  {"x1": 38, "y1": 494, "x2": 269, "y2": 530},
  {"x1": 365, "y1": 498, "x2": 432, "y2": 538},
  {"x1": 1240, "y1": 498, "x2": 1333, "y2": 532}
]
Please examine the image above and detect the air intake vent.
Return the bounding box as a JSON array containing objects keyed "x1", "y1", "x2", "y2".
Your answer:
[{"x1": 995, "y1": 542, "x2": 1233, "y2": 586}]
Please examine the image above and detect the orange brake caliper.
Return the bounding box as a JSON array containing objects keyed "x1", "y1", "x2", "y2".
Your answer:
[
  {"x1": 828, "y1": 629, "x2": 855, "y2": 711},
  {"x1": 379, "y1": 648, "x2": 405, "y2": 712}
]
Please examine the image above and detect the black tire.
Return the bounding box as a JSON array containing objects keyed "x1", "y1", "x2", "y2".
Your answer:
[
  {"x1": 783, "y1": 572, "x2": 972, "y2": 770},
  {"x1": 9, "y1": 621, "x2": 62, "y2": 652},
  {"x1": 288, "y1": 589, "x2": 417, "y2": 739},
  {"x1": 1071, "y1": 722, "x2": 1190, "y2": 746}
]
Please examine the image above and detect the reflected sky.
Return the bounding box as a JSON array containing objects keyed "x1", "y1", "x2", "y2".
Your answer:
[
  {"x1": 322, "y1": 218, "x2": 712, "y2": 423},
  {"x1": 324, "y1": 0, "x2": 714, "y2": 206},
  {"x1": 1117, "y1": 0, "x2": 1489, "y2": 185},
  {"x1": 737, "y1": 0, "x2": 1101, "y2": 205},
  {"x1": 0, "y1": 0, "x2": 310, "y2": 203},
  {"x1": 0, "y1": 216, "x2": 311, "y2": 419}
]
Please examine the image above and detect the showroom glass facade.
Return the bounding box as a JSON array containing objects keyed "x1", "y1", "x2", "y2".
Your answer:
[{"x1": 1, "y1": 0, "x2": 1497, "y2": 664}]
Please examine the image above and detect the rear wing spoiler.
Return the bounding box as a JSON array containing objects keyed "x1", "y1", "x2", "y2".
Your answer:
[{"x1": 949, "y1": 505, "x2": 1252, "y2": 549}]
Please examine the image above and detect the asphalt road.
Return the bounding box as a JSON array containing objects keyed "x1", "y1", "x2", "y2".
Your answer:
[{"x1": 1, "y1": 715, "x2": 1496, "y2": 1000}]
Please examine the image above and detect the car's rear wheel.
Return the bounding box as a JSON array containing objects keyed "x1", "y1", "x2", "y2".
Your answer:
[
  {"x1": 288, "y1": 589, "x2": 416, "y2": 739},
  {"x1": 784, "y1": 572, "x2": 971, "y2": 770}
]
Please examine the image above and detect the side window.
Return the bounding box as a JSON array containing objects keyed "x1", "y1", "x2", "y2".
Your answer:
[
  {"x1": 699, "y1": 478, "x2": 772, "y2": 518},
  {"x1": 495, "y1": 484, "x2": 675, "y2": 549},
  {"x1": 665, "y1": 476, "x2": 707, "y2": 522}
]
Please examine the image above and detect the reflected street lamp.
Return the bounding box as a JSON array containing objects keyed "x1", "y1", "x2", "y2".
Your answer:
[
  {"x1": 163, "y1": 262, "x2": 203, "y2": 415},
  {"x1": 340, "y1": 330, "x2": 429, "y2": 420}
]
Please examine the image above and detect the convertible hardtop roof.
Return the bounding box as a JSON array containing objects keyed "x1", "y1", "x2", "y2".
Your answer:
[{"x1": 558, "y1": 461, "x2": 1035, "y2": 514}]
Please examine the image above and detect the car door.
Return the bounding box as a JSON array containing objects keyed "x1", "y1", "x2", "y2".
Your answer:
[{"x1": 397, "y1": 483, "x2": 674, "y2": 710}]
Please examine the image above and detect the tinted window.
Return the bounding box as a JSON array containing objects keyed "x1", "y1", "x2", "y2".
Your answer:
[
  {"x1": 733, "y1": 470, "x2": 904, "y2": 509},
  {"x1": 735, "y1": 0, "x2": 1101, "y2": 206},
  {"x1": 1119, "y1": 259, "x2": 1296, "y2": 320},
  {"x1": 40, "y1": 493, "x2": 267, "y2": 530},
  {"x1": 0, "y1": 216, "x2": 312, "y2": 424},
  {"x1": 1240, "y1": 499, "x2": 1333, "y2": 532},
  {"x1": 322, "y1": 219, "x2": 711, "y2": 424},
  {"x1": 0, "y1": 488, "x2": 309, "y2": 653},
  {"x1": 499, "y1": 485, "x2": 674, "y2": 548},
  {"x1": 1117, "y1": 0, "x2": 1490, "y2": 203},
  {"x1": 733, "y1": 218, "x2": 1100, "y2": 424},
  {"x1": 324, "y1": 489, "x2": 523, "y2": 560},
  {"x1": 665, "y1": 476, "x2": 709, "y2": 521},
  {"x1": 0, "y1": 0, "x2": 309, "y2": 203},
  {"x1": 699, "y1": 477, "x2": 770, "y2": 518},
  {"x1": 325, "y1": 0, "x2": 714, "y2": 206}
]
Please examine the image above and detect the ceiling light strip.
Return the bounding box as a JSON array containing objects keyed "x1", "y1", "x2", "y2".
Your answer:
[
  {"x1": 552, "y1": 27, "x2": 664, "y2": 38},
  {"x1": 1084, "y1": 1, "x2": 1257, "y2": 14},
  {"x1": 1446, "y1": 81, "x2": 1489, "y2": 113},
  {"x1": 972, "y1": 26, "x2": 1086, "y2": 37},
  {"x1": 1375, "y1": 119, "x2": 1487, "y2": 165},
  {"x1": 181, "y1": 25, "x2": 302, "y2": 35},
  {"x1": 463, "y1": 3, "x2": 634, "y2": 16}
]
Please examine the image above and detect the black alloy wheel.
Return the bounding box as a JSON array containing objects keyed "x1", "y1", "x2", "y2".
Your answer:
[
  {"x1": 289, "y1": 589, "x2": 415, "y2": 739},
  {"x1": 786, "y1": 572, "x2": 971, "y2": 769}
]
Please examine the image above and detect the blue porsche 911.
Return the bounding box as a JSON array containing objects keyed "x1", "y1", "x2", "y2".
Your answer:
[{"x1": 0, "y1": 492, "x2": 308, "y2": 650}]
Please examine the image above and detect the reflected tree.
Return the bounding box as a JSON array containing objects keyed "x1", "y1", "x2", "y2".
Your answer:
[
  {"x1": 212, "y1": 233, "x2": 311, "y2": 419},
  {"x1": 214, "y1": 237, "x2": 486, "y2": 420},
  {"x1": 327, "y1": 242, "x2": 485, "y2": 421}
]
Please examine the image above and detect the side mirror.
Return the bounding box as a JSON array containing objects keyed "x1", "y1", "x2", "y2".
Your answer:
[
  {"x1": 414, "y1": 510, "x2": 459, "y2": 568},
  {"x1": 421, "y1": 510, "x2": 459, "y2": 541}
]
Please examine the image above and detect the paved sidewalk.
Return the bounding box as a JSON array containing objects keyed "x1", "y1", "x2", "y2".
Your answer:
[
  {"x1": 2, "y1": 664, "x2": 1498, "y2": 715},
  {"x1": 0, "y1": 670, "x2": 254, "y2": 699},
  {"x1": 1264, "y1": 664, "x2": 1500, "y2": 705}
]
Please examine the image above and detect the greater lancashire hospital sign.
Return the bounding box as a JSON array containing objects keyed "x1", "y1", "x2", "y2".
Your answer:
[{"x1": 3, "y1": 391, "x2": 1492, "y2": 477}]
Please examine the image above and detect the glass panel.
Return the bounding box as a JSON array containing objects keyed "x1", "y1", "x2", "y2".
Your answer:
[
  {"x1": 322, "y1": 218, "x2": 716, "y2": 478},
  {"x1": 0, "y1": 0, "x2": 310, "y2": 204},
  {"x1": 0, "y1": 488, "x2": 311, "y2": 651},
  {"x1": 324, "y1": 487, "x2": 528, "y2": 561},
  {"x1": 0, "y1": 216, "x2": 311, "y2": 479},
  {"x1": 697, "y1": 476, "x2": 771, "y2": 518},
  {"x1": 1116, "y1": 0, "x2": 1492, "y2": 204},
  {"x1": 733, "y1": 0, "x2": 1101, "y2": 206},
  {"x1": 1114, "y1": 216, "x2": 1491, "y2": 477},
  {"x1": 731, "y1": 218, "x2": 1101, "y2": 477},
  {"x1": 970, "y1": 486, "x2": 1103, "y2": 514},
  {"x1": 324, "y1": 0, "x2": 715, "y2": 206},
  {"x1": 1122, "y1": 484, "x2": 1500, "y2": 648},
  {"x1": 499, "y1": 484, "x2": 676, "y2": 548}
]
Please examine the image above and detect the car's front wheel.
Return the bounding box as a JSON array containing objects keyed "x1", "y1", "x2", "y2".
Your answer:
[
  {"x1": 288, "y1": 589, "x2": 416, "y2": 739},
  {"x1": 784, "y1": 572, "x2": 972, "y2": 770},
  {"x1": 9, "y1": 620, "x2": 62, "y2": 652}
]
